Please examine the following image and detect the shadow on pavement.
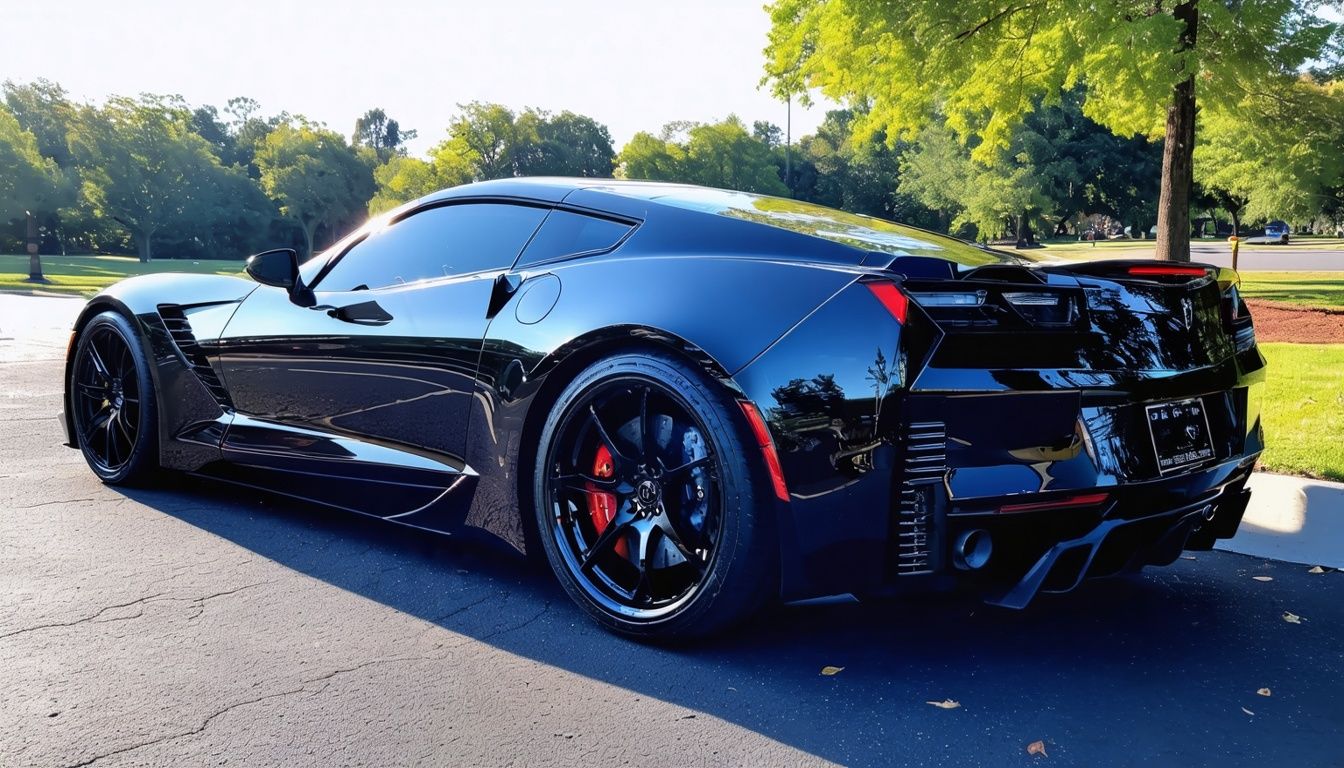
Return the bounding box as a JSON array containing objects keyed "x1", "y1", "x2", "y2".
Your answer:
[{"x1": 117, "y1": 475, "x2": 1343, "y2": 767}]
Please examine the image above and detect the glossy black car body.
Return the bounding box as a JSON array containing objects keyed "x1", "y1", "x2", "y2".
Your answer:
[{"x1": 62, "y1": 178, "x2": 1265, "y2": 624}]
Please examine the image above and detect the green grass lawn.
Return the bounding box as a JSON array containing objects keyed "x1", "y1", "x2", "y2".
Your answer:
[
  {"x1": 0, "y1": 254, "x2": 243, "y2": 297},
  {"x1": 1258, "y1": 342, "x2": 1344, "y2": 482},
  {"x1": 1237, "y1": 271, "x2": 1344, "y2": 309}
]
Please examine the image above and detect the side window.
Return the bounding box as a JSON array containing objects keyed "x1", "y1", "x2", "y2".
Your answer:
[
  {"x1": 317, "y1": 203, "x2": 547, "y2": 291},
  {"x1": 515, "y1": 210, "x2": 634, "y2": 268}
]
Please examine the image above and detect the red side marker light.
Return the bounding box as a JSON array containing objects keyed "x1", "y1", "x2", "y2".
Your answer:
[
  {"x1": 867, "y1": 282, "x2": 909, "y2": 324},
  {"x1": 1127, "y1": 265, "x2": 1207, "y2": 277},
  {"x1": 997, "y1": 492, "x2": 1111, "y2": 514},
  {"x1": 739, "y1": 401, "x2": 790, "y2": 502}
]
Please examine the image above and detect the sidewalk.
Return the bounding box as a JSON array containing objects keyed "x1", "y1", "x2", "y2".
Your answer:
[{"x1": 1217, "y1": 472, "x2": 1344, "y2": 569}]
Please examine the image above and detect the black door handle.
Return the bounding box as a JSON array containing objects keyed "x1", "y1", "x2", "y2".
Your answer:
[{"x1": 312, "y1": 300, "x2": 394, "y2": 326}]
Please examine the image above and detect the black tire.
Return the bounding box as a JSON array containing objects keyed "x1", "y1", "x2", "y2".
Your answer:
[
  {"x1": 533, "y1": 351, "x2": 775, "y2": 640},
  {"x1": 69, "y1": 311, "x2": 161, "y2": 485}
]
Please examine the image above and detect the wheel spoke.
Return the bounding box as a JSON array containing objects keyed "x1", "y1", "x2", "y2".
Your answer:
[
  {"x1": 658, "y1": 513, "x2": 707, "y2": 574},
  {"x1": 637, "y1": 386, "x2": 651, "y2": 460},
  {"x1": 113, "y1": 410, "x2": 135, "y2": 449},
  {"x1": 662, "y1": 454, "x2": 711, "y2": 479},
  {"x1": 553, "y1": 472, "x2": 618, "y2": 493},
  {"x1": 629, "y1": 518, "x2": 658, "y2": 604},
  {"x1": 586, "y1": 404, "x2": 628, "y2": 465},
  {"x1": 580, "y1": 515, "x2": 630, "y2": 572},
  {"x1": 86, "y1": 341, "x2": 110, "y2": 380},
  {"x1": 76, "y1": 382, "x2": 106, "y2": 401}
]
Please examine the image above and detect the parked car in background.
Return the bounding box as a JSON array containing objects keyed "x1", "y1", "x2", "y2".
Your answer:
[{"x1": 1264, "y1": 220, "x2": 1290, "y2": 244}]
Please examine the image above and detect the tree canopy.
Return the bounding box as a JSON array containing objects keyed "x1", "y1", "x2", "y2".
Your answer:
[
  {"x1": 256, "y1": 122, "x2": 375, "y2": 258},
  {"x1": 764, "y1": 0, "x2": 1344, "y2": 259}
]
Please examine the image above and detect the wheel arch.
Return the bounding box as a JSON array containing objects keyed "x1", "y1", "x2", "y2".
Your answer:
[
  {"x1": 510, "y1": 325, "x2": 752, "y2": 559},
  {"x1": 62, "y1": 296, "x2": 150, "y2": 448}
]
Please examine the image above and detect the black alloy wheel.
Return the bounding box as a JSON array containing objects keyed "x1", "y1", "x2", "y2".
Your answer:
[
  {"x1": 71, "y1": 311, "x2": 159, "y2": 484},
  {"x1": 535, "y1": 352, "x2": 774, "y2": 640}
]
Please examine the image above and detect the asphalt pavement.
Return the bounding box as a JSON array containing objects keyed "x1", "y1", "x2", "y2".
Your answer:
[{"x1": 2, "y1": 295, "x2": 1342, "y2": 767}]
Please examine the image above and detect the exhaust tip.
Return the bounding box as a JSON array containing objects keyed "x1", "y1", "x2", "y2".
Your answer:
[{"x1": 954, "y1": 529, "x2": 993, "y2": 571}]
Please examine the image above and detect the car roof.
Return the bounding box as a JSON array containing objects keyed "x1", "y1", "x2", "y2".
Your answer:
[{"x1": 419, "y1": 177, "x2": 1027, "y2": 268}]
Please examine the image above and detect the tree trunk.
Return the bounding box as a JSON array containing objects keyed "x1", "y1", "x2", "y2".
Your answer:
[
  {"x1": 1229, "y1": 209, "x2": 1240, "y2": 237},
  {"x1": 300, "y1": 220, "x2": 317, "y2": 260},
  {"x1": 1015, "y1": 211, "x2": 1035, "y2": 248},
  {"x1": 25, "y1": 211, "x2": 44, "y2": 282},
  {"x1": 1155, "y1": 0, "x2": 1199, "y2": 262},
  {"x1": 135, "y1": 232, "x2": 153, "y2": 263}
]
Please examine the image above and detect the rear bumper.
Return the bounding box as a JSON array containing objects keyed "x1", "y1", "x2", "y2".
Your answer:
[{"x1": 982, "y1": 476, "x2": 1252, "y2": 609}]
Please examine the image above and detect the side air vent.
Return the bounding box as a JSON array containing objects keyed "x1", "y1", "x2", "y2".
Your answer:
[
  {"x1": 157, "y1": 304, "x2": 233, "y2": 408},
  {"x1": 894, "y1": 420, "x2": 947, "y2": 576}
]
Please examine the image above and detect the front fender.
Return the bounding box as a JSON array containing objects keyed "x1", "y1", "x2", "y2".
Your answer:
[{"x1": 65, "y1": 272, "x2": 258, "y2": 470}]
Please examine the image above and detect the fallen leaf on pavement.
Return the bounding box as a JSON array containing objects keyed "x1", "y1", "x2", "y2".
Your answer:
[
  {"x1": 926, "y1": 699, "x2": 961, "y2": 709},
  {"x1": 1283, "y1": 612, "x2": 1304, "y2": 624},
  {"x1": 1027, "y1": 740, "x2": 1048, "y2": 757},
  {"x1": 1257, "y1": 688, "x2": 1272, "y2": 697},
  {"x1": 1307, "y1": 566, "x2": 1326, "y2": 574},
  {"x1": 1252, "y1": 576, "x2": 1273, "y2": 582},
  {"x1": 1181, "y1": 555, "x2": 1197, "y2": 560},
  {"x1": 820, "y1": 666, "x2": 844, "y2": 676},
  {"x1": 1242, "y1": 707, "x2": 1255, "y2": 716}
]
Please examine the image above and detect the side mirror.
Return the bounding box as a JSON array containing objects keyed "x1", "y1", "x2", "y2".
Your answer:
[{"x1": 245, "y1": 248, "x2": 300, "y2": 289}]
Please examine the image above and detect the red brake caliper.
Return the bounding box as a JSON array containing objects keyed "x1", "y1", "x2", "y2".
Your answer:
[{"x1": 586, "y1": 444, "x2": 628, "y2": 557}]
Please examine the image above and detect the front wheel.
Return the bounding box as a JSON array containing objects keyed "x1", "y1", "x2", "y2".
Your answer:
[
  {"x1": 69, "y1": 311, "x2": 161, "y2": 485},
  {"x1": 533, "y1": 352, "x2": 775, "y2": 640}
]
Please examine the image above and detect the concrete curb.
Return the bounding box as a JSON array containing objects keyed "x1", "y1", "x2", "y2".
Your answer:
[{"x1": 1216, "y1": 472, "x2": 1344, "y2": 569}]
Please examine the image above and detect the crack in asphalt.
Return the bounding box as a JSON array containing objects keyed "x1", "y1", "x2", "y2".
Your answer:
[
  {"x1": 12, "y1": 498, "x2": 98, "y2": 509},
  {"x1": 0, "y1": 594, "x2": 168, "y2": 641},
  {"x1": 60, "y1": 654, "x2": 451, "y2": 768},
  {"x1": 480, "y1": 601, "x2": 551, "y2": 640},
  {"x1": 425, "y1": 593, "x2": 494, "y2": 625},
  {"x1": 0, "y1": 583, "x2": 270, "y2": 640}
]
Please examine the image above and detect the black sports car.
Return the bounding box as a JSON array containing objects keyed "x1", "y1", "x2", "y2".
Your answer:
[{"x1": 61, "y1": 178, "x2": 1266, "y2": 639}]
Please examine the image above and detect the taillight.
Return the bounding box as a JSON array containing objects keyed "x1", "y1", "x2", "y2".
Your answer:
[
  {"x1": 1127, "y1": 265, "x2": 1208, "y2": 277},
  {"x1": 739, "y1": 401, "x2": 790, "y2": 502},
  {"x1": 997, "y1": 492, "x2": 1110, "y2": 514},
  {"x1": 866, "y1": 282, "x2": 909, "y2": 324}
]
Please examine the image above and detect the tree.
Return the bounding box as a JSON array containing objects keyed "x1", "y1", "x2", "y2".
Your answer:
[
  {"x1": 763, "y1": 0, "x2": 1342, "y2": 261},
  {"x1": 616, "y1": 116, "x2": 788, "y2": 194},
  {"x1": 369, "y1": 149, "x2": 472, "y2": 214},
  {"x1": 515, "y1": 110, "x2": 616, "y2": 177},
  {"x1": 256, "y1": 122, "x2": 375, "y2": 258},
  {"x1": 68, "y1": 96, "x2": 235, "y2": 262},
  {"x1": 0, "y1": 104, "x2": 68, "y2": 279},
  {"x1": 1196, "y1": 77, "x2": 1344, "y2": 230},
  {"x1": 353, "y1": 108, "x2": 417, "y2": 161}
]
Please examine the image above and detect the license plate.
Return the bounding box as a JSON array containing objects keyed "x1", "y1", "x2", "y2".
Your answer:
[{"x1": 1146, "y1": 398, "x2": 1215, "y2": 473}]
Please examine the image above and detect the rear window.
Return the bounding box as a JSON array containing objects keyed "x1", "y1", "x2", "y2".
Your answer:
[
  {"x1": 515, "y1": 210, "x2": 633, "y2": 268},
  {"x1": 649, "y1": 187, "x2": 1032, "y2": 267}
]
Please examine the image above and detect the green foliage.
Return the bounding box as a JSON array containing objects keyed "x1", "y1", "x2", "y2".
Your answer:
[
  {"x1": 763, "y1": 0, "x2": 1343, "y2": 257},
  {"x1": 353, "y1": 108, "x2": 417, "y2": 161},
  {"x1": 68, "y1": 95, "x2": 249, "y2": 262},
  {"x1": 764, "y1": 1, "x2": 1339, "y2": 154},
  {"x1": 1196, "y1": 78, "x2": 1344, "y2": 224},
  {"x1": 256, "y1": 122, "x2": 375, "y2": 257},
  {"x1": 0, "y1": 103, "x2": 68, "y2": 219},
  {"x1": 617, "y1": 116, "x2": 787, "y2": 195}
]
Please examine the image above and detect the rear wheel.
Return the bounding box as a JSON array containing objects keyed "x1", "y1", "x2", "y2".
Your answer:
[
  {"x1": 70, "y1": 311, "x2": 160, "y2": 485},
  {"x1": 533, "y1": 352, "x2": 774, "y2": 640}
]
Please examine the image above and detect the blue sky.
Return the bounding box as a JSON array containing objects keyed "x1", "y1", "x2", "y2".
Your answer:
[{"x1": 5, "y1": 0, "x2": 831, "y2": 155}]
